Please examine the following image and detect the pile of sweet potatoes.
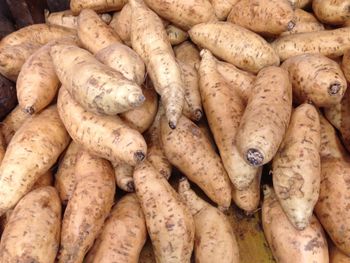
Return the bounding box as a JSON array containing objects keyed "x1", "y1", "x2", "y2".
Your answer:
[{"x1": 0, "y1": 0, "x2": 349, "y2": 262}]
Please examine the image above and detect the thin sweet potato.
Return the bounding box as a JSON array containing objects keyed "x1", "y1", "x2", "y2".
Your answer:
[{"x1": 112, "y1": 161, "x2": 135, "y2": 192}]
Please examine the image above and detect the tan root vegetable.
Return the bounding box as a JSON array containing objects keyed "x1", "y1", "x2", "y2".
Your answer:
[
  {"x1": 282, "y1": 53, "x2": 347, "y2": 107},
  {"x1": 95, "y1": 42, "x2": 145, "y2": 85},
  {"x1": 315, "y1": 158, "x2": 350, "y2": 256},
  {"x1": 143, "y1": 0, "x2": 216, "y2": 30},
  {"x1": 130, "y1": 0, "x2": 185, "y2": 129},
  {"x1": 51, "y1": 44, "x2": 144, "y2": 115},
  {"x1": 210, "y1": 0, "x2": 239, "y2": 20},
  {"x1": 174, "y1": 41, "x2": 200, "y2": 69},
  {"x1": 343, "y1": 49, "x2": 350, "y2": 82},
  {"x1": 281, "y1": 9, "x2": 325, "y2": 36},
  {"x1": 139, "y1": 240, "x2": 156, "y2": 263},
  {"x1": 55, "y1": 141, "x2": 80, "y2": 205},
  {"x1": 236, "y1": 66, "x2": 292, "y2": 167},
  {"x1": 85, "y1": 194, "x2": 146, "y2": 263},
  {"x1": 273, "y1": 103, "x2": 321, "y2": 230},
  {"x1": 1, "y1": 106, "x2": 30, "y2": 145},
  {"x1": 77, "y1": 9, "x2": 121, "y2": 54},
  {"x1": 112, "y1": 161, "x2": 135, "y2": 192},
  {"x1": 330, "y1": 244, "x2": 350, "y2": 263},
  {"x1": 0, "y1": 106, "x2": 69, "y2": 216},
  {"x1": 32, "y1": 170, "x2": 53, "y2": 190},
  {"x1": 199, "y1": 50, "x2": 259, "y2": 189},
  {"x1": 59, "y1": 151, "x2": 115, "y2": 263},
  {"x1": 0, "y1": 187, "x2": 61, "y2": 263},
  {"x1": 178, "y1": 178, "x2": 240, "y2": 263},
  {"x1": 166, "y1": 24, "x2": 188, "y2": 45},
  {"x1": 109, "y1": 4, "x2": 131, "y2": 46},
  {"x1": 287, "y1": 0, "x2": 311, "y2": 8},
  {"x1": 57, "y1": 88, "x2": 147, "y2": 165},
  {"x1": 144, "y1": 104, "x2": 172, "y2": 179},
  {"x1": 134, "y1": 160, "x2": 195, "y2": 263},
  {"x1": 227, "y1": 0, "x2": 295, "y2": 36},
  {"x1": 272, "y1": 27, "x2": 350, "y2": 61},
  {"x1": 161, "y1": 115, "x2": 232, "y2": 208},
  {"x1": 70, "y1": 0, "x2": 127, "y2": 14},
  {"x1": 313, "y1": 0, "x2": 350, "y2": 25},
  {"x1": 189, "y1": 22, "x2": 280, "y2": 73},
  {"x1": 262, "y1": 186, "x2": 329, "y2": 263}
]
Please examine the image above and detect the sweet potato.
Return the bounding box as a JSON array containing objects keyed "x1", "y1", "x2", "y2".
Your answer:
[
  {"x1": 209, "y1": 0, "x2": 239, "y2": 20},
  {"x1": 161, "y1": 115, "x2": 232, "y2": 208},
  {"x1": 313, "y1": 0, "x2": 350, "y2": 25},
  {"x1": 189, "y1": 22, "x2": 280, "y2": 73},
  {"x1": 70, "y1": 0, "x2": 127, "y2": 14},
  {"x1": 343, "y1": 49, "x2": 350, "y2": 82},
  {"x1": 272, "y1": 27, "x2": 350, "y2": 61},
  {"x1": 166, "y1": 24, "x2": 188, "y2": 45},
  {"x1": 139, "y1": 240, "x2": 156, "y2": 263},
  {"x1": 273, "y1": 103, "x2": 321, "y2": 230},
  {"x1": 77, "y1": 9, "x2": 121, "y2": 54},
  {"x1": 95, "y1": 42, "x2": 145, "y2": 85},
  {"x1": 178, "y1": 178, "x2": 240, "y2": 263},
  {"x1": 287, "y1": 0, "x2": 311, "y2": 8},
  {"x1": 59, "y1": 151, "x2": 115, "y2": 263},
  {"x1": 281, "y1": 53, "x2": 347, "y2": 107},
  {"x1": 227, "y1": 0, "x2": 295, "y2": 36},
  {"x1": 0, "y1": 129, "x2": 5, "y2": 164},
  {"x1": 315, "y1": 158, "x2": 350, "y2": 256},
  {"x1": 109, "y1": 4, "x2": 131, "y2": 45},
  {"x1": 55, "y1": 141, "x2": 80, "y2": 205},
  {"x1": 134, "y1": 160, "x2": 195, "y2": 263},
  {"x1": 130, "y1": 0, "x2": 184, "y2": 129},
  {"x1": 85, "y1": 194, "x2": 146, "y2": 263},
  {"x1": 236, "y1": 66, "x2": 292, "y2": 167},
  {"x1": 173, "y1": 41, "x2": 200, "y2": 69},
  {"x1": 112, "y1": 161, "x2": 135, "y2": 192},
  {"x1": 0, "y1": 106, "x2": 69, "y2": 216},
  {"x1": 0, "y1": 187, "x2": 61, "y2": 263},
  {"x1": 57, "y1": 88, "x2": 147, "y2": 165},
  {"x1": 51, "y1": 44, "x2": 144, "y2": 115},
  {"x1": 199, "y1": 50, "x2": 259, "y2": 189},
  {"x1": 0, "y1": 74, "x2": 16, "y2": 120},
  {"x1": 262, "y1": 186, "x2": 329, "y2": 263},
  {"x1": 330, "y1": 244, "x2": 350, "y2": 263}
]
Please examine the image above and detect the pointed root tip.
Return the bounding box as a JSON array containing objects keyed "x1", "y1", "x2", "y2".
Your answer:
[
  {"x1": 129, "y1": 93, "x2": 145, "y2": 107},
  {"x1": 193, "y1": 109, "x2": 203, "y2": 121},
  {"x1": 25, "y1": 106, "x2": 35, "y2": 115},
  {"x1": 168, "y1": 121, "x2": 176, "y2": 129},
  {"x1": 134, "y1": 151, "x2": 146, "y2": 163},
  {"x1": 328, "y1": 82, "x2": 341, "y2": 95},
  {"x1": 246, "y1": 148, "x2": 264, "y2": 167}
]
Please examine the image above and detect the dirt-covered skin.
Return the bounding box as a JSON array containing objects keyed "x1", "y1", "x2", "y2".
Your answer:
[
  {"x1": 0, "y1": 187, "x2": 61, "y2": 263},
  {"x1": 273, "y1": 104, "x2": 321, "y2": 230},
  {"x1": 0, "y1": 106, "x2": 70, "y2": 216},
  {"x1": 70, "y1": 0, "x2": 127, "y2": 14},
  {"x1": 262, "y1": 186, "x2": 329, "y2": 263},
  {"x1": 199, "y1": 50, "x2": 260, "y2": 190},
  {"x1": 161, "y1": 115, "x2": 232, "y2": 208},
  {"x1": 227, "y1": 0, "x2": 295, "y2": 36},
  {"x1": 236, "y1": 66, "x2": 292, "y2": 167},
  {"x1": 57, "y1": 88, "x2": 147, "y2": 165},
  {"x1": 178, "y1": 178, "x2": 240, "y2": 263},
  {"x1": 55, "y1": 141, "x2": 80, "y2": 205},
  {"x1": 313, "y1": 0, "x2": 350, "y2": 25},
  {"x1": 85, "y1": 194, "x2": 146, "y2": 263},
  {"x1": 330, "y1": 244, "x2": 350, "y2": 263},
  {"x1": 59, "y1": 151, "x2": 116, "y2": 263},
  {"x1": 315, "y1": 158, "x2": 350, "y2": 256},
  {"x1": 189, "y1": 22, "x2": 280, "y2": 74},
  {"x1": 112, "y1": 161, "x2": 135, "y2": 192},
  {"x1": 133, "y1": 161, "x2": 194, "y2": 263},
  {"x1": 130, "y1": 0, "x2": 185, "y2": 129},
  {"x1": 77, "y1": 9, "x2": 121, "y2": 54},
  {"x1": 272, "y1": 27, "x2": 350, "y2": 61},
  {"x1": 210, "y1": 0, "x2": 238, "y2": 20},
  {"x1": 51, "y1": 44, "x2": 144, "y2": 116},
  {"x1": 282, "y1": 53, "x2": 347, "y2": 107},
  {"x1": 173, "y1": 41, "x2": 200, "y2": 69},
  {"x1": 343, "y1": 49, "x2": 350, "y2": 82}
]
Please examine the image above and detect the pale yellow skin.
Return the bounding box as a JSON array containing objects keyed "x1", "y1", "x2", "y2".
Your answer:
[
  {"x1": 51, "y1": 44, "x2": 144, "y2": 115},
  {"x1": 199, "y1": 50, "x2": 259, "y2": 190},
  {"x1": 70, "y1": 0, "x2": 127, "y2": 14},
  {"x1": 330, "y1": 245, "x2": 350, "y2": 263},
  {"x1": 57, "y1": 88, "x2": 147, "y2": 165},
  {"x1": 343, "y1": 49, "x2": 350, "y2": 82},
  {"x1": 139, "y1": 240, "x2": 156, "y2": 263},
  {"x1": 287, "y1": 0, "x2": 311, "y2": 8},
  {"x1": 55, "y1": 141, "x2": 80, "y2": 205},
  {"x1": 166, "y1": 24, "x2": 188, "y2": 45},
  {"x1": 77, "y1": 9, "x2": 121, "y2": 54},
  {"x1": 174, "y1": 41, "x2": 200, "y2": 69},
  {"x1": 0, "y1": 187, "x2": 61, "y2": 263},
  {"x1": 178, "y1": 179, "x2": 240, "y2": 263},
  {"x1": 161, "y1": 115, "x2": 232, "y2": 208},
  {"x1": 262, "y1": 187, "x2": 329, "y2": 263},
  {"x1": 130, "y1": 0, "x2": 184, "y2": 129},
  {"x1": 315, "y1": 158, "x2": 350, "y2": 256},
  {"x1": 0, "y1": 106, "x2": 69, "y2": 216},
  {"x1": 272, "y1": 27, "x2": 350, "y2": 61},
  {"x1": 134, "y1": 160, "x2": 195, "y2": 263},
  {"x1": 112, "y1": 161, "x2": 135, "y2": 192},
  {"x1": 282, "y1": 53, "x2": 347, "y2": 107},
  {"x1": 109, "y1": 4, "x2": 132, "y2": 46},
  {"x1": 59, "y1": 151, "x2": 116, "y2": 263},
  {"x1": 143, "y1": 0, "x2": 216, "y2": 30},
  {"x1": 313, "y1": 0, "x2": 350, "y2": 25},
  {"x1": 189, "y1": 22, "x2": 280, "y2": 73},
  {"x1": 227, "y1": 0, "x2": 295, "y2": 36},
  {"x1": 236, "y1": 66, "x2": 292, "y2": 167},
  {"x1": 85, "y1": 194, "x2": 147, "y2": 263},
  {"x1": 95, "y1": 42, "x2": 145, "y2": 85},
  {"x1": 273, "y1": 104, "x2": 321, "y2": 230},
  {"x1": 210, "y1": 0, "x2": 239, "y2": 20}
]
